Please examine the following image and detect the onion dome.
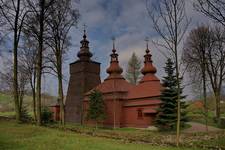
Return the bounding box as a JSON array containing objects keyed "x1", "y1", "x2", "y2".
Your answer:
[
  {"x1": 106, "y1": 39, "x2": 123, "y2": 80},
  {"x1": 127, "y1": 39, "x2": 161, "y2": 99},
  {"x1": 77, "y1": 28, "x2": 93, "y2": 61},
  {"x1": 85, "y1": 39, "x2": 134, "y2": 95},
  {"x1": 141, "y1": 42, "x2": 157, "y2": 75},
  {"x1": 139, "y1": 39, "x2": 159, "y2": 84}
]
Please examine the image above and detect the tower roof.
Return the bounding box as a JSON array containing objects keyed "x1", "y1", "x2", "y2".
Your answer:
[
  {"x1": 85, "y1": 39, "x2": 134, "y2": 95},
  {"x1": 77, "y1": 28, "x2": 93, "y2": 61},
  {"x1": 106, "y1": 38, "x2": 123, "y2": 80},
  {"x1": 126, "y1": 40, "x2": 161, "y2": 100},
  {"x1": 141, "y1": 39, "x2": 157, "y2": 75},
  {"x1": 139, "y1": 39, "x2": 158, "y2": 83}
]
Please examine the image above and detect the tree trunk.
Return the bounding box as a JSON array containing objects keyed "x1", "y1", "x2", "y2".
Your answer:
[
  {"x1": 30, "y1": 68, "x2": 37, "y2": 121},
  {"x1": 215, "y1": 89, "x2": 221, "y2": 120},
  {"x1": 13, "y1": 39, "x2": 20, "y2": 122},
  {"x1": 32, "y1": 87, "x2": 36, "y2": 121},
  {"x1": 173, "y1": 0, "x2": 181, "y2": 146},
  {"x1": 33, "y1": 69, "x2": 37, "y2": 121},
  {"x1": 36, "y1": 48, "x2": 42, "y2": 126},
  {"x1": 57, "y1": 62, "x2": 65, "y2": 125},
  {"x1": 175, "y1": 57, "x2": 181, "y2": 147},
  {"x1": 202, "y1": 55, "x2": 208, "y2": 132},
  {"x1": 56, "y1": 37, "x2": 65, "y2": 125},
  {"x1": 95, "y1": 122, "x2": 98, "y2": 130},
  {"x1": 18, "y1": 89, "x2": 24, "y2": 113},
  {"x1": 36, "y1": 0, "x2": 45, "y2": 126},
  {"x1": 13, "y1": 0, "x2": 21, "y2": 123}
]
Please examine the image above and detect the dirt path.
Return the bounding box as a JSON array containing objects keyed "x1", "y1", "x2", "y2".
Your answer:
[{"x1": 183, "y1": 122, "x2": 223, "y2": 133}]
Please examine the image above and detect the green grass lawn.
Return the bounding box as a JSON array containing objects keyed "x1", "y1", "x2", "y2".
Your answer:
[{"x1": 0, "y1": 120, "x2": 201, "y2": 150}]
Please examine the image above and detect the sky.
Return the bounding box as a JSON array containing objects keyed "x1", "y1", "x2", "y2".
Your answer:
[
  {"x1": 0, "y1": 0, "x2": 213, "y2": 99},
  {"x1": 64, "y1": 0, "x2": 212, "y2": 99}
]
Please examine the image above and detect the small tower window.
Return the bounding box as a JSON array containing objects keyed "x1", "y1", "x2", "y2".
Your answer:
[{"x1": 137, "y1": 109, "x2": 143, "y2": 119}]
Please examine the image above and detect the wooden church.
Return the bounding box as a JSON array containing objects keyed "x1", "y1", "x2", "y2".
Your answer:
[{"x1": 65, "y1": 30, "x2": 162, "y2": 128}]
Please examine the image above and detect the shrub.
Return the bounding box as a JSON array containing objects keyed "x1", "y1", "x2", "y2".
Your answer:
[
  {"x1": 41, "y1": 107, "x2": 53, "y2": 124},
  {"x1": 218, "y1": 117, "x2": 225, "y2": 129},
  {"x1": 187, "y1": 112, "x2": 203, "y2": 121},
  {"x1": 87, "y1": 90, "x2": 106, "y2": 129},
  {"x1": 20, "y1": 106, "x2": 32, "y2": 122}
]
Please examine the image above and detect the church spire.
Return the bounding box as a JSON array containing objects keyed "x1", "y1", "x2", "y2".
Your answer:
[
  {"x1": 141, "y1": 38, "x2": 157, "y2": 75},
  {"x1": 106, "y1": 38, "x2": 123, "y2": 79},
  {"x1": 110, "y1": 37, "x2": 119, "y2": 62},
  {"x1": 77, "y1": 24, "x2": 93, "y2": 61}
]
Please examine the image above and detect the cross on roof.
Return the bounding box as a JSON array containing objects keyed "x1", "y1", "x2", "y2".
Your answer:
[
  {"x1": 112, "y1": 36, "x2": 116, "y2": 50},
  {"x1": 145, "y1": 37, "x2": 149, "y2": 50},
  {"x1": 83, "y1": 24, "x2": 87, "y2": 34}
]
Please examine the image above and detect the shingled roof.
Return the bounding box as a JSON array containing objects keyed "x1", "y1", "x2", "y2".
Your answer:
[
  {"x1": 85, "y1": 41, "x2": 134, "y2": 95},
  {"x1": 127, "y1": 46, "x2": 162, "y2": 100}
]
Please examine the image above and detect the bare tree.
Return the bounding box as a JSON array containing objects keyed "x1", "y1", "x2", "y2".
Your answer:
[
  {"x1": 25, "y1": 0, "x2": 54, "y2": 125},
  {"x1": 19, "y1": 34, "x2": 38, "y2": 121},
  {"x1": 45, "y1": 0, "x2": 79, "y2": 125},
  {"x1": 146, "y1": 0, "x2": 190, "y2": 146},
  {"x1": 0, "y1": 57, "x2": 29, "y2": 116},
  {"x1": 195, "y1": 0, "x2": 225, "y2": 26},
  {"x1": 182, "y1": 26, "x2": 213, "y2": 131},
  {"x1": 183, "y1": 25, "x2": 225, "y2": 121},
  {"x1": 0, "y1": 0, "x2": 28, "y2": 122},
  {"x1": 206, "y1": 26, "x2": 225, "y2": 120}
]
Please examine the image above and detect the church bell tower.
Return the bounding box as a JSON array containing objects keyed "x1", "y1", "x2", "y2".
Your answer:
[{"x1": 65, "y1": 29, "x2": 101, "y2": 123}]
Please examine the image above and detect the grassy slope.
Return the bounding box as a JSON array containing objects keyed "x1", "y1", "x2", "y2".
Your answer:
[
  {"x1": 0, "y1": 92, "x2": 56, "y2": 117},
  {"x1": 0, "y1": 120, "x2": 200, "y2": 150},
  {"x1": 0, "y1": 92, "x2": 11, "y2": 102},
  {"x1": 0, "y1": 93, "x2": 14, "y2": 117},
  {"x1": 0, "y1": 92, "x2": 13, "y2": 107}
]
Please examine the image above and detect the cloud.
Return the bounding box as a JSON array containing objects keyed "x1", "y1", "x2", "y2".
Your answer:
[
  {"x1": 62, "y1": 0, "x2": 213, "y2": 99},
  {"x1": 0, "y1": 0, "x2": 212, "y2": 100}
]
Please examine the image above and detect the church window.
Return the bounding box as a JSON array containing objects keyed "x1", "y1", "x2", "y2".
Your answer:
[{"x1": 137, "y1": 109, "x2": 143, "y2": 119}]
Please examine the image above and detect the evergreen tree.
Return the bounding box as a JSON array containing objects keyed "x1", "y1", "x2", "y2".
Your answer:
[
  {"x1": 155, "y1": 58, "x2": 188, "y2": 130},
  {"x1": 125, "y1": 52, "x2": 141, "y2": 85},
  {"x1": 87, "y1": 90, "x2": 106, "y2": 128}
]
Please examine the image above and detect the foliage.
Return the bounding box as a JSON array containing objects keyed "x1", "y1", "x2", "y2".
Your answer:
[
  {"x1": 20, "y1": 105, "x2": 32, "y2": 122},
  {"x1": 155, "y1": 59, "x2": 189, "y2": 130},
  {"x1": 86, "y1": 90, "x2": 106, "y2": 126},
  {"x1": 41, "y1": 107, "x2": 53, "y2": 124},
  {"x1": 125, "y1": 52, "x2": 141, "y2": 85},
  {"x1": 218, "y1": 117, "x2": 225, "y2": 129},
  {"x1": 187, "y1": 98, "x2": 225, "y2": 129}
]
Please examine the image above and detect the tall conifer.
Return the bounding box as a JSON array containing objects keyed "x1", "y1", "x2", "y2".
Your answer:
[
  {"x1": 155, "y1": 59, "x2": 188, "y2": 130},
  {"x1": 87, "y1": 90, "x2": 106, "y2": 128},
  {"x1": 125, "y1": 52, "x2": 141, "y2": 85}
]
